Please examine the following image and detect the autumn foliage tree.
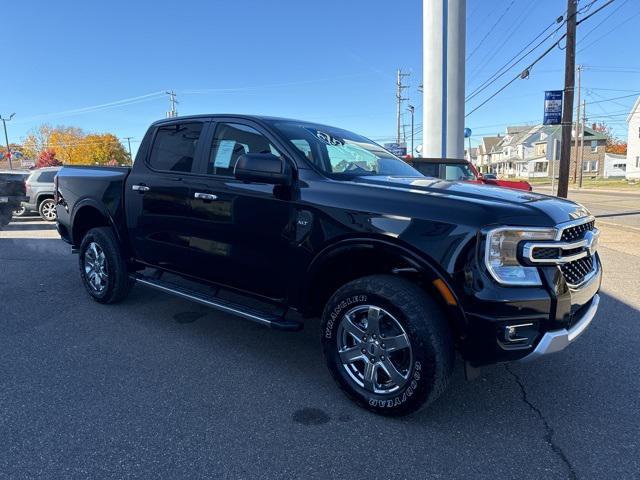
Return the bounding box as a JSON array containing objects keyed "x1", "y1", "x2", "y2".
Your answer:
[
  {"x1": 36, "y1": 149, "x2": 62, "y2": 168},
  {"x1": 592, "y1": 122, "x2": 627, "y2": 155},
  {"x1": 23, "y1": 125, "x2": 129, "y2": 166}
]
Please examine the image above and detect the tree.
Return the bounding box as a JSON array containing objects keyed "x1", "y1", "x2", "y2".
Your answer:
[
  {"x1": 592, "y1": 122, "x2": 627, "y2": 155},
  {"x1": 22, "y1": 124, "x2": 129, "y2": 165},
  {"x1": 36, "y1": 149, "x2": 62, "y2": 168}
]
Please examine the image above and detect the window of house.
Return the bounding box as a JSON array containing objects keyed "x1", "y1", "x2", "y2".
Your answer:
[
  {"x1": 534, "y1": 161, "x2": 548, "y2": 173},
  {"x1": 148, "y1": 122, "x2": 203, "y2": 173},
  {"x1": 591, "y1": 140, "x2": 598, "y2": 152},
  {"x1": 208, "y1": 123, "x2": 280, "y2": 176},
  {"x1": 583, "y1": 160, "x2": 598, "y2": 172},
  {"x1": 636, "y1": 156, "x2": 640, "y2": 168}
]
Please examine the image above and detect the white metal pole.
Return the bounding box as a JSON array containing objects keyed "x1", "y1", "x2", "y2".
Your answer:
[{"x1": 423, "y1": 0, "x2": 466, "y2": 159}]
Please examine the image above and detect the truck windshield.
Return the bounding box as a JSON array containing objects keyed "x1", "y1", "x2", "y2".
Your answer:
[{"x1": 272, "y1": 121, "x2": 422, "y2": 179}]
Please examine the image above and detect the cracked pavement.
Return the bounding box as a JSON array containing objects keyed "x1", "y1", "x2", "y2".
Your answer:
[{"x1": 1, "y1": 214, "x2": 639, "y2": 479}]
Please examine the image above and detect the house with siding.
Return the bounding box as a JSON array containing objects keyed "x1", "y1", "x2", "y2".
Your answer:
[
  {"x1": 626, "y1": 96, "x2": 640, "y2": 180},
  {"x1": 476, "y1": 124, "x2": 606, "y2": 179}
]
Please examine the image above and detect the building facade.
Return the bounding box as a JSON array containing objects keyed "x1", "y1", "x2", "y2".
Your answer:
[
  {"x1": 626, "y1": 96, "x2": 640, "y2": 180},
  {"x1": 476, "y1": 124, "x2": 606, "y2": 179}
]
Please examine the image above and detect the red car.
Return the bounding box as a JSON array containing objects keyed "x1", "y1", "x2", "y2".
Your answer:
[{"x1": 408, "y1": 158, "x2": 532, "y2": 191}]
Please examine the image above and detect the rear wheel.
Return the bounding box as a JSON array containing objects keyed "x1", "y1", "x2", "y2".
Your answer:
[
  {"x1": 79, "y1": 227, "x2": 133, "y2": 304},
  {"x1": 0, "y1": 207, "x2": 12, "y2": 227},
  {"x1": 321, "y1": 274, "x2": 454, "y2": 416},
  {"x1": 12, "y1": 205, "x2": 27, "y2": 217},
  {"x1": 38, "y1": 198, "x2": 57, "y2": 221}
]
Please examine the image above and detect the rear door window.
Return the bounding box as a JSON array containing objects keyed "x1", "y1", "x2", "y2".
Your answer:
[
  {"x1": 148, "y1": 122, "x2": 203, "y2": 173},
  {"x1": 37, "y1": 170, "x2": 57, "y2": 183}
]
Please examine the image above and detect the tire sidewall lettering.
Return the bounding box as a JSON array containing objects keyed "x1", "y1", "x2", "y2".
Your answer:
[
  {"x1": 324, "y1": 294, "x2": 367, "y2": 339},
  {"x1": 367, "y1": 360, "x2": 423, "y2": 409}
]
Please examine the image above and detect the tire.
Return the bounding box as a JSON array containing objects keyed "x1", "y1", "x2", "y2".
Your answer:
[
  {"x1": 12, "y1": 205, "x2": 27, "y2": 217},
  {"x1": 321, "y1": 274, "x2": 454, "y2": 416},
  {"x1": 38, "y1": 198, "x2": 57, "y2": 222},
  {"x1": 79, "y1": 227, "x2": 133, "y2": 304},
  {"x1": 0, "y1": 207, "x2": 12, "y2": 227}
]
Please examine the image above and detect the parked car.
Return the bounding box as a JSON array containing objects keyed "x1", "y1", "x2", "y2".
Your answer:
[
  {"x1": 0, "y1": 170, "x2": 29, "y2": 227},
  {"x1": 409, "y1": 158, "x2": 532, "y2": 191},
  {"x1": 55, "y1": 115, "x2": 601, "y2": 416},
  {"x1": 13, "y1": 167, "x2": 61, "y2": 221}
]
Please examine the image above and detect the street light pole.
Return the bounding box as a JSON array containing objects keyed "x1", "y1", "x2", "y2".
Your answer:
[
  {"x1": 0, "y1": 113, "x2": 16, "y2": 170},
  {"x1": 407, "y1": 105, "x2": 415, "y2": 156}
]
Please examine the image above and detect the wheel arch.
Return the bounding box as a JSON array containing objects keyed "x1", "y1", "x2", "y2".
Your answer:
[
  {"x1": 71, "y1": 200, "x2": 123, "y2": 249},
  {"x1": 298, "y1": 237, "x2": 467, "y2": 335},
  {"x1": 36, "y1": 192, "x2": 54, "y2": 206}
]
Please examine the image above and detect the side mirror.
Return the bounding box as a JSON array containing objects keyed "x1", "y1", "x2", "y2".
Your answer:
[{"x1": 234, "y1": 153, "x2": 292, "y2": 185}]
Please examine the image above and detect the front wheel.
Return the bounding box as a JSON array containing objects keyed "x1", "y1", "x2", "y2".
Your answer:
[
  {"x1": 321, "y1": 275, "x2": 454, "y2": 416},
  {"x1": 38, "y1": 199, "x2": 57, "y2": 221},
  {"x1": 79, "y1": 227, "x2": 133, "y2": 304}
]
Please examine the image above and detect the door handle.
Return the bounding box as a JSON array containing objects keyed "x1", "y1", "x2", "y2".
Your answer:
[
  {"x1": 194, "y1": 192, "x2": 218, "y2": 201},
  {"x1": 132, "y1": 184, "x2": 150, "y2": 192}
]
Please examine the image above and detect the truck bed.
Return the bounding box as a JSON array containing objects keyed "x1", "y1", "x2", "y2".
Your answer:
[{"x1": 55, "y1": 166, "x2": 131, "y2": 244}]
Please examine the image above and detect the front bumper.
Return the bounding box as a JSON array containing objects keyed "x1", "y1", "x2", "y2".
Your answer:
[{"x1": 518, "y1": 293, "x2": 599, "y2": 362}]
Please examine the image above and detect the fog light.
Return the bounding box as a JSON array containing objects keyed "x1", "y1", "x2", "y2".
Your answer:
[{"x1": 499, "y1": 323, "x2": 535, "y2": 350}]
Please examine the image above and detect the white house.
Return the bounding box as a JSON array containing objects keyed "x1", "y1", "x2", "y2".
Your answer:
[
  {"x1": 603, "y1": 153, "x2": 628, "y2": 178},
  {"x1": 626, "y1": 96, "x2": 640, "y2": 180}
]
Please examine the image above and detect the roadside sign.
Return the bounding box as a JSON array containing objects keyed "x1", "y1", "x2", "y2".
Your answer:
[
  {"x1": 384, "y1": 143, "x2": 407, "y2": 157},
  {"x1": 543, "y1": 90, "x2": 563, "y2": 125}
]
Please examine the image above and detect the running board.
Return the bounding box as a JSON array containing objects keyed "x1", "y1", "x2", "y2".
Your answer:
[{"x1": 130, "y1": 274, "x2": 302, "y2": 331}]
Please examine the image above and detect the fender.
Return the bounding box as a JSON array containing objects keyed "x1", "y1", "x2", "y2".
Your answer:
[
  {"x1": 70, "y1": 197, "x2": 126, "y2": 248},
  {"x1": 301, "y1": 236, "x2": 468, "y2": 329}
]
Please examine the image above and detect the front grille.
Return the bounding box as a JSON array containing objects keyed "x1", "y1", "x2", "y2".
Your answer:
[
  {"x1": 560, "y1": 256, "x2": 594, "y2": 286},
  {"x1": 531, "y1": 247, "x2": 560, "y2": 260},
  {"x1": 561, "y1": 220, "x2": 595, "y2": 241}
]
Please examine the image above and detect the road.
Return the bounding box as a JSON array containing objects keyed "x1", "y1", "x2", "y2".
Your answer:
[
  {"x1": 1, "y1": 211, "x2": 639, "y2": 479},
  {"x1": 535, "y1": 186, "x2": 640, "y2": 229}
]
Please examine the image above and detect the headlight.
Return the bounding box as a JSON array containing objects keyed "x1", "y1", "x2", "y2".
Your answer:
[{"x1": 485, "y1": 227, "x2": 556, "y2": 286}]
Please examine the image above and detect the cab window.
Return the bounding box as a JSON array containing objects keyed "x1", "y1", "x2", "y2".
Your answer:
[
  {"x1": 208, "y1": 123, "x2": 281, "y2": 176},
  {"x1": 148, "y1": 122, "x2": 203, "y2": 173}
]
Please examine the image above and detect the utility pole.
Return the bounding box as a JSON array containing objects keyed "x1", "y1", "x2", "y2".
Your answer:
[
  {"x1": 572, "y1": 65, "x2": 582, "y2": 183},
  {"x1": 407, "y1": 105, "x2": 415, "y2": 157},
  {"x1": 396, "y1": 69, "x2": 410, "y2": 145},
  {"x1": 0, "y1": 113, "x2": 16, "y2": 170},
  {"x1": 166, "y1": 90, "x2": 178, "y2": 118},
  {"x1": 123, "y1": 136, "x2": 134, "y2": 164},
  {"x1": 578, "y1": 99, "x2": 586, "y2": 188},
  {"x1": 557, "y1": 0, "x2": 578, "y2": 199}
]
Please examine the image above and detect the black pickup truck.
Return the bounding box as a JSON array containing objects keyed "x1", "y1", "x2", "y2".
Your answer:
[
  {"x1": 0, "y1": 170, "x2": 29, "y2": 227},
  {"x1": 55, "y1": 115, "x2": 601, "y2": 415}
]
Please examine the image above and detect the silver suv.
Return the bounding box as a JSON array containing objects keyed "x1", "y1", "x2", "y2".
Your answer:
[{"x1": 13, "y1": 167, "x2": 61, "y2": 221}]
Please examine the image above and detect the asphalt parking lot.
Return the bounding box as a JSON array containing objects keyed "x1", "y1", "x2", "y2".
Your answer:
[{"x1": 1, "y1": 209, "x2": 639, "y2": 479}]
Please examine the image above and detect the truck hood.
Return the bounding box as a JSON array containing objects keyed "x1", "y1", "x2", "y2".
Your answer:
[{"x1": 350, "y1": 175, "x2": 589, "y2": 226}]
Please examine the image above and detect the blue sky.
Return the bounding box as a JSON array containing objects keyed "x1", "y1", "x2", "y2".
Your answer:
[{"x1": 2, "y1": 0, "x2": 639, "y2": 157}]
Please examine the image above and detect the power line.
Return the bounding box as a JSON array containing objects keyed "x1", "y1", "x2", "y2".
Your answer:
[
  {"x1": 466, "y1": 35, "x2": 565, "y2": 118},
  {"x1": 466, "y1": 12, "x2": 566, "y2": 102},
  {"x1": 577, "y1": 0, "x2": 628, "y2": 43},
  {"x1": 15, "y1": 92, "x2": 165, "y2": 124},
  {"x1": 465, "y1": 0, "x2": 616, "y2": 118},
  {"x1": 468, "y1": 0, "x2": 539, "y2": 79},
  {"x1": 578, "y1": 2, "x2": 639, "y2": 52},
  {"x1": 466, "y1": 0, "x2": 517, "y2": 61}
]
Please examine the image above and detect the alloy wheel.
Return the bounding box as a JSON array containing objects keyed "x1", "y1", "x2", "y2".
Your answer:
[
  {"x1": 40, "y1": 200, "x2": 56, "y2": 221},
  {"x1": 336, "y1": 305, "x2": 413, "y2": 395},
  {"x1": 84, "y1": 242, "x2": 109, "y2": 293}
]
